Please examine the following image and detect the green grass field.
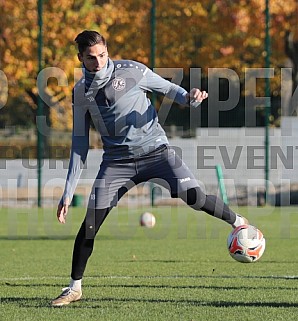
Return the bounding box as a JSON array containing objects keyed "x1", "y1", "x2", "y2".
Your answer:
[{"x1": 1, "y1": 205, "x2": 298, "y2": 321}]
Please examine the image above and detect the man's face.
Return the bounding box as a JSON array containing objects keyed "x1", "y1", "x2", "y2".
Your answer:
[{"x1": 78, "y1": 43, "x2": 108, "y2": 72}]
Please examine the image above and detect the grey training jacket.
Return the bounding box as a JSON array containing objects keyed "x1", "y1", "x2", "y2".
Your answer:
[{"x1": 62, "y1": 60, "x2": 190, "y2": 203}]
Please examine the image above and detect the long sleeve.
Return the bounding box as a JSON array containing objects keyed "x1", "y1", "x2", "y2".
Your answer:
[
  {"x1": 138, "y1": 67, "x2": 189, "y2": 105},
  {"x1": 138, "y1": 66, "x2": 203, "y2": 108},
  {"x1": 61, "y1": 104, "x2": 91, "y2": 204}
]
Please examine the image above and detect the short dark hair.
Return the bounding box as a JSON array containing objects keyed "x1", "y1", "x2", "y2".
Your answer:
[{"x1": 74, "y1": 30, "x2": 107, "y2": 54}]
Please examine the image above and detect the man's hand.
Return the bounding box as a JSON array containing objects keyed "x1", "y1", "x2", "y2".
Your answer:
[
  {"x1": 57, "y1": 198, "x2": 70, "y2": 224},
  {"x1": 188, "y1": 88, "x2": 208, "y2": 105}
]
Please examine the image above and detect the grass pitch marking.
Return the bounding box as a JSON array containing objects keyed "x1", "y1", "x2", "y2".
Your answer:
[{"x1": 2, "y1": 274, "x2": 298, "y2": 282}]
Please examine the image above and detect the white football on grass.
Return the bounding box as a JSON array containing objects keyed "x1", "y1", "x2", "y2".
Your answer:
[
  {"x1": 140, "y1": 212, "x2": 156, "y2": 228},
  {"x1": 227, "y1": 224, "x2": 266, "y2": 263}
]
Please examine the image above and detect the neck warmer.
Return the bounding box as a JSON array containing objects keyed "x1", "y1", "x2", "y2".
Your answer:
[{"x1": 84, "y1": 58, "x2": 114, "y2": 90}]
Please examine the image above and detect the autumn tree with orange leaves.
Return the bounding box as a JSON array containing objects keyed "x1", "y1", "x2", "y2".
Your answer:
[{"x1": 0, "y1": 0, "x2": 298, "y2": 131}]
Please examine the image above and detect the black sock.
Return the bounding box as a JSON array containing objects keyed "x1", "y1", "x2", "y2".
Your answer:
[
  {"x1": 182, "y1": 187, "x2": 236, "y2": 225},
  {"x1": 71, "y1": 207, "x2": 111, "y2": 280}
]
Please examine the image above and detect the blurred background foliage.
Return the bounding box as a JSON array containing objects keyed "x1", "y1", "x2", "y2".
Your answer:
[{"x1": 0, "y1": 0, "x2": 298, "y2": 135}]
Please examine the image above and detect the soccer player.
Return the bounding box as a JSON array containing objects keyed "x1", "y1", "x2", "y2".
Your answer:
[{"x1": 51, "y1": 30, "x2": 248, "y2": 306}]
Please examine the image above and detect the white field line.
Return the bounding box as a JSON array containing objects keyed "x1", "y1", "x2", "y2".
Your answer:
[{"x1": 2, "y1": 275, "x2": 298, "y2": 282}]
